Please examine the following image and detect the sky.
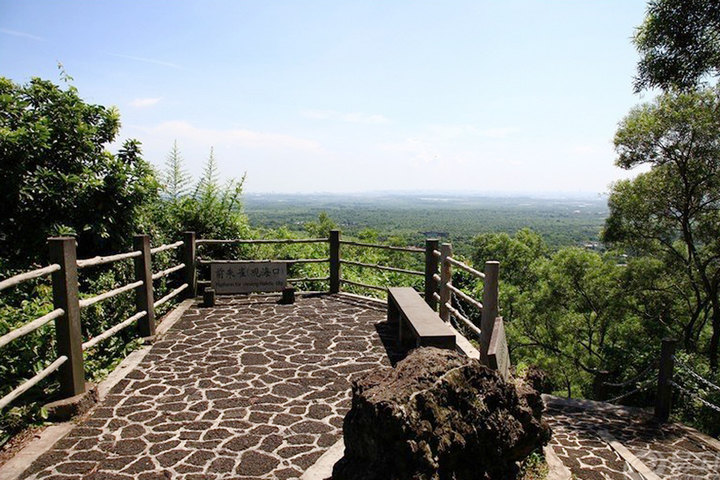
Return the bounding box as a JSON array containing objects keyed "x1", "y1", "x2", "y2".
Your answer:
[{"x1": 0, "y1": 0, "x2": 652, "y2": 195}]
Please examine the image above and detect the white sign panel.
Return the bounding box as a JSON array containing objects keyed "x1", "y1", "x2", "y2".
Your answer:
[{"x1": 210, "y1": 262, "x2": 287, "y2": 294}]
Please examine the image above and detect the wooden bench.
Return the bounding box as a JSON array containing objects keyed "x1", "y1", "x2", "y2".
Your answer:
[{"x1": 387, "y1": 287, "x2": 456, "y2": 350}]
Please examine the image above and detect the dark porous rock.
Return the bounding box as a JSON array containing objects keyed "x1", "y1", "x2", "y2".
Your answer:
[
  {"x1": 522, "y1": 365, "x2": 554, "y2": 394},
  {"x1": 332, "y1": 348, "x2": 551, "y2": 480}
]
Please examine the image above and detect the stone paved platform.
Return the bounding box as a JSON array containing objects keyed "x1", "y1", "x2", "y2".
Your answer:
[
  {"x1": 545, "y1": 397, "x2": 720, "y2": 479},
  {"x1": 19, "y1": 294, "x2": 404, "y2": 480}
]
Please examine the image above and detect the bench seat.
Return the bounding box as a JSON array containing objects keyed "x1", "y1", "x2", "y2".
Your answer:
[{"x1": 387, "y1": 287, "x2": 456, "y2": 350}]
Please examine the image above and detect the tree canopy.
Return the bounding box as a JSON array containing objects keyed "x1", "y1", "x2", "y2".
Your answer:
[
  {"x1": 604, "y1": 87, "x2": 720, "y2": 368},
  {"x1": 0, "y1": 76, "x2": 158, "y2": 266},
  {"x1": 634, "y1": 0, "x2": 720, "y2": 91}
]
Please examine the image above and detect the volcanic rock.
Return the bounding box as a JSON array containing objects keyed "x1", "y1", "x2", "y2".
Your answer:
[{"x1": 332, "y1": 347, "x2": 551, "y2": 480}]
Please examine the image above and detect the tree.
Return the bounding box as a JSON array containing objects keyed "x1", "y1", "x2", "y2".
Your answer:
[
  {"x1": 634, "y1": 0, "x2": 720, "y2": 91},
  {"x1": 304, "y1": 212, "x2": 337, "y2": 238},
  {"x1": 0, "y1": 76, "x2": 158, "y2": 266},
  {"x1": 603, "y1": 87, "x2": 720, "y2": 368},
  {"x1": 154, "y1": 145, "x2": 249, "y2": 242},
  {"x1": 163, "y1": 140, "x2": 190, "y2": 201}
]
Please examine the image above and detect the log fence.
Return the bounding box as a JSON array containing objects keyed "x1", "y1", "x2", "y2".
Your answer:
[
  {"x1": 0, "y1": 234, "x2": 187, "y2": 412},
  {"x1": 595, "y1": 337, "x2": 720, "y2": 421},
  {"x1": 1, "y1": 229, "x2": 504, "y2": 415},
  {"x1": 7, "y1": 229, "x2": 719, "y2": 424}
]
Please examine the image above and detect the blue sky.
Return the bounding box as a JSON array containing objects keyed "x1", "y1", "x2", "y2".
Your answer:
[{"x1": 1, "y1": 0, "x2": 650, "y2": 194}]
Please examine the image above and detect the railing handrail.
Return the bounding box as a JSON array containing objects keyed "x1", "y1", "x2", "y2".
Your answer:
[
  {"x1": 0, "y1": 234, "x2": 188, "y2": 412},
  {"x1": 0, "y1": 308, "x2": 64, "y2": 350},
  {"x1": 79, "y1": 280, "x2": 143, "y2": 309},
  {"x1": 0, "y1": 356, "x2": 67, "y2": 411},
  {"x1": 446, "y1": 256, "x2": 485, "y2": 279},
  {"x1": 77, "y1": 250, "x2": 142, "y2": 269},
  {"x1": 340, "y1": 278, "x2": 387, "y2": 292},
  {"x1": 82, "y1": 311, "x2": 147, "y2": 351},
  {"x1": 150, "y1": 240, "x2": 184, "y2": 255},
  {"x1": 340, "y1": 259, "x2": 424, "y2": 277},
  {"x1": 339, "y1": 240, "x2": 424, "y2": 253},
  {"x1": 196, "y1": 238, "x2": 328, "y2": 245},
  {"x1": 0, "y1": 264, "x2": 61, "y2": 292},
  {"x1": 197, "y1": 258, "x2": 328, "y2": 265}
]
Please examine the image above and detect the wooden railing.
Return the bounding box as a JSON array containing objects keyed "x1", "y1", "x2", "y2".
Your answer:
[
  {"x1": 1, "y1": 230, "x2": 503, "y2": 414},
  {"x1": 430, "y1": 243, "x2": 499, "y2": 363},
  {"x1": 0, "y1": 235, "x2": 188, "y2": 412},
  {"x1": 188, "y1": 231, "x2": 501, "y2": 363}
]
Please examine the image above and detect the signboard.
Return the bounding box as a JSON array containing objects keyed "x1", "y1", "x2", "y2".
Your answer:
[
  {"x1": 210, "y1": 262, "x2": 287, "y2": 294},
  {"x1": 488, "y1": 316, "x2": 511, "y2": 380}
]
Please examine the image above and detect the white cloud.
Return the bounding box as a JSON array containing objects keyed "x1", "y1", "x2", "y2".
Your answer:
[
  {"x1": 428, "y1": 124, "x2": 517, "y2": 139},
  {"x1": 0, "y1": 28, "x2": 43, "y2": 41},
  {"x1": 108, "y1": 53, "x2": 180, "y2": 69},
  {"x1": 302, "y1": 109, "x2": 389, "y2": 124},
  {"x1": 479, "y1": 127, "x2": 517, "y2": 139},
  {"x1": 129, "y1": 97, "x2": 161, "y2": 108},
  {"x1": 141, "y1": 121, "x2": 323, "y2": 152}
]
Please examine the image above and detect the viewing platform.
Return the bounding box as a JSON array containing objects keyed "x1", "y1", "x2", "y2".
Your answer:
[
  {"x1": 3, "y1": 292, "x2": 720, "y2": 480},
  {"x1": 2, "y1": 232, "x2": 720, "y2": 479},
  {"x1": 12, "y1": 293, "x2": 403, "y2": 479}
]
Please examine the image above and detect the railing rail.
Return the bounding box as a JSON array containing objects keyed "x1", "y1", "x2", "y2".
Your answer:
[
  {"x1": 83, "y1": 311, "x2": 147, "y2": 351},
  {"x1": 76, "y1": 250, "x2": 141, "y2": 269},
  {"x1": 340, "y1": 259, "x2": 424, "y2": 277},
  {"x1": 1, "y1": 229, "x2": 501, "y2": 414},
  {"x1": 196, "y1": 238, "x2": 328, "y2": 245},
  {"x1": 339, "y1": 240, "x2": 424, "y2": 253},
  {"x1": 0, "y1": 234, "x2": 188, "y2": 413},
  {"x1": 0, "y1": 308, "x2": 64, "y2": 350},
  {"x1": 0, "y1": 356, "x2": 68, "y2": 411},
  {"x1": 197, "y1": 258, "x2": 328, "y2": 265},
  {"x1": 79, "y1": 280, "x2": 144, "y2": 308},
  {"x1": 446, "y1": 256, "x2": 485, "y2": 279},
  {"x1": 154, "y1": 283, "x2": 189, "y2": 309},
  {"x1": 150, "y1": 240, "x2": 184, "y2": 255},
  {"x1": 0, "y1": 264, "x2": 60, "y2": 292},
  {"x1": 340, "y1": 279, "x2": 387, "y2": 292}
]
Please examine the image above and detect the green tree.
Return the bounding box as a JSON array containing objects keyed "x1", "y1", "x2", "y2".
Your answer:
[
  {"x1": 634, "y1": 0, "x2": 720, "y2": 91},
  {"x1": 510, "y1": 248, "x2": 635, "y2": 397},
  {"x1": 604, "y1": 87, "x2": 720, "y2": 368},
  {"x1": 154, "y1": 145, "x2": 249, "y2": 242},
  {"x1": 0, "y1": 76, "x2": 158, "y2": 265},
  {"x1": 163, "y1": 140, "x2": 190, "y2": 201},
  {"x1": 304, "y1": 212, "x2": 337, "y2": 238}
]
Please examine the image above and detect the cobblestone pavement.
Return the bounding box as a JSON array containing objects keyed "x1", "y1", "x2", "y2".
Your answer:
[
  {"x1": 545, "y1": 400, "x2": 720, "y2": 480},
  {"x1": 20, "y1": 294, "x2": 404, "y2": 480}
]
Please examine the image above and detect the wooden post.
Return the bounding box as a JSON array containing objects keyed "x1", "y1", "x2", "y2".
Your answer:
[
  {"x1": 425, "y1": 239, "x2": 440, "y2": 311},
  {"x1": 133, "y1": 235, "x2": 155, "y2": 337},
  {"x1": 48, "y1": 237, "x2": 85, "y2": 398},
  {"x1": 183, "y1": 231, "x2": 196, "y2": 298},
  {"x1": 593, "y1": 370, "x2": 610, "y2": 401},
  {"x1": 480, "y1": 260, "x2": 499, "y2": 364},
  {"x1": 281, "y1": 286, "x2": 295, "y2": 305},
  {"x1": 439, "y1": 243, "x2": 452, "y2": 322},
  {"x1": 329, "y1": 229, "x2": 341, "y2": 294},
  {"x1": 203, "y1": 288, "x2": 216, "y2": 307},
  {"x1": 655, "y1": 338, "x2": 677, "y2": 422}
]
